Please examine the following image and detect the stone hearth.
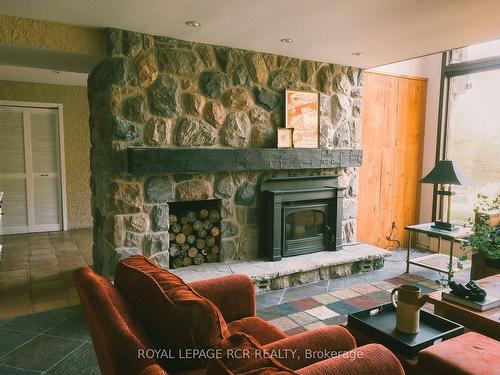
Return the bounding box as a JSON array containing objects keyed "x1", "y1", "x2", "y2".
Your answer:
[
  {"x1": 172, "y1": 243, "x2": 389, "y2": 293},
  {"x1": 88, "y1": 28, "x2": 363, "y2": 278}
]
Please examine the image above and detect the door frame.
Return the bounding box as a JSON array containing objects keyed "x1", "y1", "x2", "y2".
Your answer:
[{"x1": 0, "y1": 100, "x2": 68, "y2": 233}]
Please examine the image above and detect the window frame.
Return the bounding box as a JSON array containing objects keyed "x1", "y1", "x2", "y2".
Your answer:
[{"x1": 433, "y1": 50, "x2": 500, "y2": 221}]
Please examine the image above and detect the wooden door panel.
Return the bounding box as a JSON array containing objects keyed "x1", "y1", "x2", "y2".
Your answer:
[
  {"x1": 398, "y1": 77, "x2": 426, "y2": 247},
  {"x1": 357, "y1": 149, "x2": 382, "y2": 246},
  {"x1": 357, "y1": 72, "x2": 426, "y2": 249},
  {"x1": 357, "y1": 72, "x2": 398, "y2": 248}
]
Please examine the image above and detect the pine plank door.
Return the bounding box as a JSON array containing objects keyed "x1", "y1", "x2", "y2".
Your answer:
[
  {"x1": 357, "y1": 72, "x2": 426, "y2": 249},
  {"x1": 357, "y1": 72, "x2": 399, "y2": 248}
]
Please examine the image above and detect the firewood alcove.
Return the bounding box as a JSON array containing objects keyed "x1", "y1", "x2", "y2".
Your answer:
[{"x1": 167, "y1": 199, "x2": 222, "y2": 268}]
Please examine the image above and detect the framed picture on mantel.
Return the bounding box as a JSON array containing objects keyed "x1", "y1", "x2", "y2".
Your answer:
[
  {"x1": 285, "y1": 89, "x2": 319, "y2": 148},
  {"x1": 277, "y1": 128, "x2": 293, "y2": 148}
]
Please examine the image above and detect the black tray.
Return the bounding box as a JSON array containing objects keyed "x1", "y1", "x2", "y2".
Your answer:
[{"x1": 348, "y1": 303, "x2": 464, "y2": 357}]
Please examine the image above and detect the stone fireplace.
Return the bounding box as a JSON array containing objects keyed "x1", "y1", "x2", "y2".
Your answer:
[{"x1": 88, "y1": 28, "x2": 363, "y2": 278}]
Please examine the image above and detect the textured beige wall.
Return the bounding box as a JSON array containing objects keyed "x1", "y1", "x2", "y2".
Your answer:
[
  {"x1": 0, "y1": 80, "x2": 91, "y2": 229},
  {"x1": 0, "y1": 14, "x2": 105, "y2": 55}
]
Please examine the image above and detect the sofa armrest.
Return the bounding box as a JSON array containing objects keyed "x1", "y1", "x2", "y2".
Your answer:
[
  {"x1": 296, "y1": 344, "x2": 405, "y2": 375},
  {"x1": 189, "y1": 274, "x2": 256, "y2": 322},
  {"x1": 262, "y1": 325, "x2": 356, "y2": 370}
]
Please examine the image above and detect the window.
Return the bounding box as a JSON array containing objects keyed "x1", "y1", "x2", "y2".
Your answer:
[
  {"x1": 438, "y1": 40, "x2": 500, "y2": 223},
  {"x1": 446, "y1": 70, "x2": 500, "y2": 221},
  {"x1": 448, "y1": 39, "x2": 500, "y2": 64}
]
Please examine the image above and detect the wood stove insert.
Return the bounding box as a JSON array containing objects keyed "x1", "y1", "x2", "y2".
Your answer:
[{"x1": 260, "y1": 176, "x2": 344, "y2": 261}]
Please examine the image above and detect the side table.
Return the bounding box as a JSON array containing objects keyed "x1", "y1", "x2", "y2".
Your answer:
[{"x1": 404, "y1": 223, "x2": 471, "y2": 283}]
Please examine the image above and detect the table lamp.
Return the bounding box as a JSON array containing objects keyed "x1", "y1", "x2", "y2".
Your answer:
[{"x1": 419, "y1": 160, "x2": 469, "y2": 231}]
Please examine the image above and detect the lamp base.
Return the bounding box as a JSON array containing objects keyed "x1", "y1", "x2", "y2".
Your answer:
[{"x1": 431, "y1": 221, "x2": 459, "y2": 232}]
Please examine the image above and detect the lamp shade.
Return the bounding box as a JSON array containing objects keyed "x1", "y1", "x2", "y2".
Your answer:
[{"x1": 419, "y1": 160, "x2": 469, "y2": 185}]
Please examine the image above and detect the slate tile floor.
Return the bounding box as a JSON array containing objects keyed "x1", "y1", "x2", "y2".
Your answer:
[
  {"x1": 257, "y1": 273, "x2": 442, "y2": 335},
  {"x1": 0, "y1": 305, "x2": 99, "y2": 374}
]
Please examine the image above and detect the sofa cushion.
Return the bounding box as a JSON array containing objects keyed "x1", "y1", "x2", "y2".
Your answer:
[
  {"x1": 207, "y1": 333, "x2": 297, "y2": 374},
  {"x1": 114, "y1": 255, "x2": 229, "y2": 372},
  {"x1": 228, "y1": 317, "x2": 288, "y2": 345},
  {"x1": 418, "y1": 331, "x2": 500, "y2": 375}
]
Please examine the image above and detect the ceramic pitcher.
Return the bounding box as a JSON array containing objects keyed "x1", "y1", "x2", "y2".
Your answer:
[{"x1": 391, "y1": 284, "x2": 429, "y2": 334}]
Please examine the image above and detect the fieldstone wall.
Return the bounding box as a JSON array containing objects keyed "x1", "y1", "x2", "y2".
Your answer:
[{"x1": 88, "y1": 28, "x2": 363, "y2": 278}]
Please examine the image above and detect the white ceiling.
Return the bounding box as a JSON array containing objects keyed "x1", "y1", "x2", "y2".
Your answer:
[{"x1": 1, "y1": 0, "x2": 500, "y2": 68}]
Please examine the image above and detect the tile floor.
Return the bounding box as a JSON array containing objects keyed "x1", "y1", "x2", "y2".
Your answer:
[
  {"x1": 0, "y1": 230, "x2": 92, "y2": 319},
  {"x1": 0, "y1": 305, "x2": 99, "y2": 374},
  {"x1": 257, "y1": 273, "x2": 441, "y2": 335}
]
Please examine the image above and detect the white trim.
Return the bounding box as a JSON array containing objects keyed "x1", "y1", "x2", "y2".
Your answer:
[
  {"x1": 57, "y1": 104, "x2": 68, "y2": 231},
  {"x1": 0, "y1": 101, "x2": 68, "y2": 234},
  {"x1": 0, "y1": 100, "x2": 60, "y2": 109}
]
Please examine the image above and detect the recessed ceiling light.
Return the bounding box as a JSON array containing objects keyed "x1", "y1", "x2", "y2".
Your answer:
[
  {"x1": 280, "y1": 38, "x2": 294, "y2": 44},
  {"x1": 352, "y1": 52, "x2": 363, "y2": 56},
  {"x1": 185, "y1": 20, "x2": 201, "y2": 27}
]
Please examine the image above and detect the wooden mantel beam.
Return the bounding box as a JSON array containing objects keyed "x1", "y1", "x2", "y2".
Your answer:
[{"x1": 127, "y1": 148, "x2": 363, "y2": 175}]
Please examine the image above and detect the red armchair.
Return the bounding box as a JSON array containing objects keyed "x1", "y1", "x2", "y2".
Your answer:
[{"x1": 74, "y1": 258, "x2": 404, "y2": 375}]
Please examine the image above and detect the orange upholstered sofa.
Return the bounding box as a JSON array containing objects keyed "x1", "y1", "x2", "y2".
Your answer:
[{"x1": 74, "y1": 255, "x2": 404, "y2": 375}]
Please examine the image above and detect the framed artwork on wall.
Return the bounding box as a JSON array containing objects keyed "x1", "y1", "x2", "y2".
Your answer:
[
  {"x1": 277, "y1": 128, "x2": 293, "y2": 148},
  {"x1": 285, "y1": 90, "x2": 319, "y2": 148}
]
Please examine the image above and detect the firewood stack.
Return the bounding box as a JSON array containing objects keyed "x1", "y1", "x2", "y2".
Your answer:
[{"x1": 168, "y1": 209, "x2": 221, "y2": 268}]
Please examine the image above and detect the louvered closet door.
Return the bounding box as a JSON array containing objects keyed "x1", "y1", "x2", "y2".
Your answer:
[
  {"x1": 0, "y1": 106, "x2": 63, "y2": 234},
  {"x1": 0, "y1": 108, "x2": 29, "y2": 233},
  {"x1": 29, "y1": 109, "x2": 62, "y2": 232}
]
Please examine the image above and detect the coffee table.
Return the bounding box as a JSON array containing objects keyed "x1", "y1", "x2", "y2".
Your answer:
[
  {"x1": 346, "y1": 303, "x2": 464, "y2": 374},
  {"x1": 427, "y1": 275, "x2": 500, "y2": 340},
  {"x1": 347, "y1": 303, "x2": 463, "y2": 358}
]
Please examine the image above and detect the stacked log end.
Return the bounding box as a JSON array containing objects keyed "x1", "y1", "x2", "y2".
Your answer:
[{"x1": 169, "y1": 209, "x2": 221, "y2": 268}]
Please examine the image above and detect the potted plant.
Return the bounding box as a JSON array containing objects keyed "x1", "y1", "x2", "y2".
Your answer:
[{"x1": 462, "y1": 195, "x2": 500, "y2": 280}]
